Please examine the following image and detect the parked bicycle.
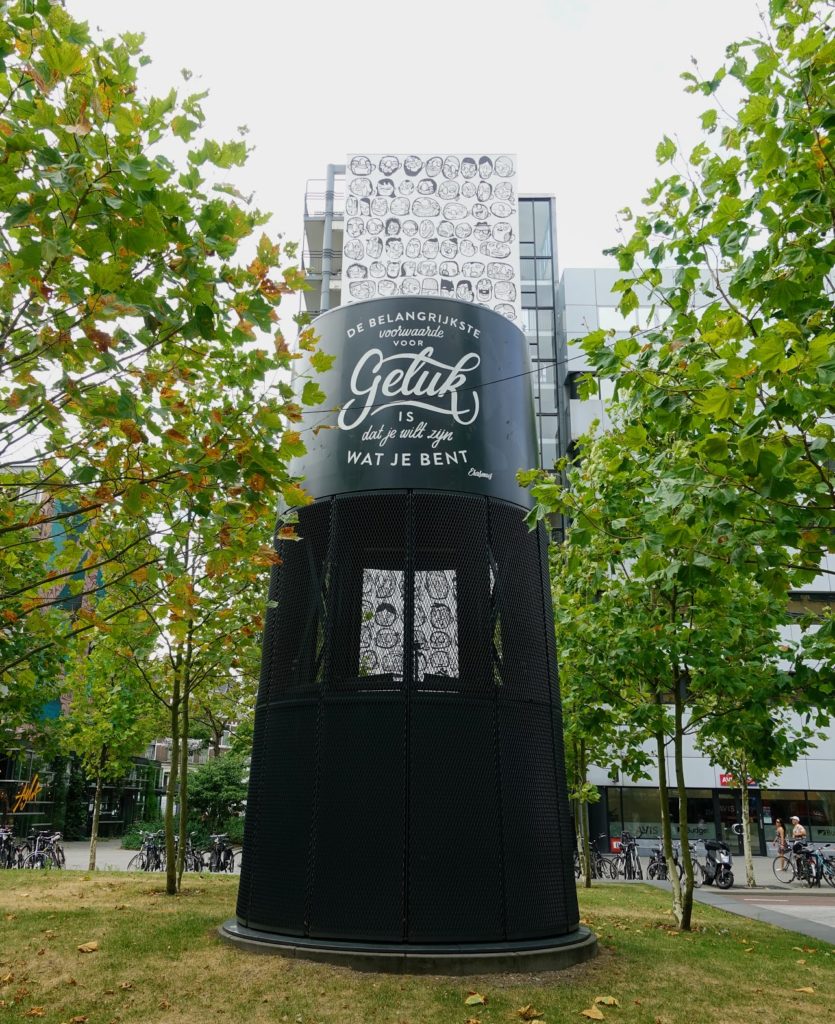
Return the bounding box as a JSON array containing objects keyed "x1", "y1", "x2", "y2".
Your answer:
[
  {"x1": 22, "y1": 830, "x2": 64, "y2": 870},
  {"x1": 0, "y1": 827, "x2": 26, "y2": 869},
  {"x1": 612, "y1": 831, "x2": 644, "y2": 880},
  {"x1": 127, "y1": 830, "x2": 166, "y2": 872},
  {"x1": 205, "y1": 833, "x2": 237, "y2": 873},
  {"x1": 573, "y1": 834, "x2": 617, "y2": 880},
  {"x1": 773, "y1": 841, "x2": 835, "y2": 887}
]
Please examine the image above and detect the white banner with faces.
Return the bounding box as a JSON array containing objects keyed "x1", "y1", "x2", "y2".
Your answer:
[{"x1": 343, "y1": 153, "x2": 520, "y2": 323}]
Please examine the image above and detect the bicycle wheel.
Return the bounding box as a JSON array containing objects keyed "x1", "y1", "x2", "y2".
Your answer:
[
  {"x1": 821, "y1": 857, "x2": 835, "y2": 888},
  {"x1": 634, "y1": 854, "x2": 643, "y2": 881},
  {"x1": 692, "y1": 862, "x2": 705, "y2": 888},
  {"x1": 573, "y1": 851, "x2": 581, "y2": 880},
  {"x1": 23, "y1": 852, "x2": 49, "y2": 869},
  {"x1": 772, "y1": 855, "x2": 794, "y2": 883},
  {"x1": 597, "y1": 857, "x2": 616, "y2": 880},
  {"x1": 126, "y1": 852, "x2": 147, "y2": 871},
  {"x1": 221, "y1": 850, "x2": 236, "y2": 873},
  {"x1": 52, "y1": 844, "x2": 66, "y2": 868}
]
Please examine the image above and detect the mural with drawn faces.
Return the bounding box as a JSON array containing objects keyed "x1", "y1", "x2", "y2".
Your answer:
[{"x1": 343, "y1": 154, "x2": 519, "y2": 320}]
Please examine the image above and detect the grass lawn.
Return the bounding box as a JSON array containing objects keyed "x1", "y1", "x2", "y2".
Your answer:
[{"x1": 0, "y1": 873, "x2": 832, "y2": 1024}]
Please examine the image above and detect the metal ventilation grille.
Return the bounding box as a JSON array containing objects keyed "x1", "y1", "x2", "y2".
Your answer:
[{"x1": 238, "y1": 491, "x2": 578, "y2": 945}]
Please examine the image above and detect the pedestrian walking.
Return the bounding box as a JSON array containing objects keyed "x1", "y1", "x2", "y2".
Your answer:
[
  {"x1": 790, "y1": 815, "x2": 807, "y2": 841},
  {"x1": 773, "y1": 818, "x2": 787, "y2": 869}
]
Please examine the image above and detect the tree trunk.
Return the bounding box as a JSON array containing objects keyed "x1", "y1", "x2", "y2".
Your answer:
[
  {"x1": 738, "y1": 758, "x2": 756, "y2": 887},
  {"x1": 177, "y1": 683, "x2": 190, "y2": 890},
  {"x1": 655, "y1": 711, "x2": 683, "y2": 928},
  {"x1": 673, "y1": 678, "x2": 693, "y2": 930},
  {"x1": 164, "y1": 674, "x2": 181, "y2": 896},
  {"x1": 580, "y1": 739, "x2": 592, "y2": 888},
  {"x1": 87, "y1": 758, "x2": 105, "y2": 872}
]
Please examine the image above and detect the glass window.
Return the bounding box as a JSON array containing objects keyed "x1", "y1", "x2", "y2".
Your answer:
[
  {"x1": 520, "y1": 242, "x2": 535, "y2": 258},
  {"x1": 521, "y1": 309, "x2": 537, "y2": 336},
  {"x1": 533, "y1": 201, "x2": 552, "y2": 257},
  {"x1": 537, "y1": 284, "x2": 554, "y2": 307},
  {"x1": 521, "y1": 258, "x2": 536, "y2": 282},
  {"x1": 607, "y1": 788, "x2": 624, "y2": 843},
  {"x1": 522, "y1": 290, "x2": 537, "y2": 310},
  {"x1": 761, "y1": 789, "x2": 809, "y2": 843},
  {"x1": 538, "y1": 308, "x2": 555, "y2": 334},
  {"x1": 669, "y1": 790, "x2": 717, "y2": 841},
  {"x1": 519, "y1": 200, "x2": 534, "y2": 244},
  {"x1": 808, "y1": 791, "x2": 835, "y2": 843},
  {"x1": 621, "y1": 788, "x2": 662, "y2": 844},
  {"x1": 536, "y1": 258, "x2": 552, "y2": 283},
  {"x1": 537, "y1": 363, "x2": 556, "y2": 386}
]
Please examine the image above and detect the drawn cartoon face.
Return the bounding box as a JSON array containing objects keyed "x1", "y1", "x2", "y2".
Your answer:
[
  {"x1": 487, "y1": 262, "x2": 514, "y2": 281},
  {"x1": 422, "y1": 238, "x2": 439, "y2": 258},
  {"x1": 390, "y1": 197, "x2": 410, "y2": 216},
  {"x1": 350, "y1": 176, "x2": 373, "y2": 197},
  {"x1": 358, "y1": 198, "x2": 371, "y2": 216},
  {"x1": 456, "y1": 280, "x2": 474, "y2": 301},
  {"x1": 440, "y1": 279, "x2": 454, "y2": 296},
  {"x1": 386, "y1": 261, "x2": 400, "y2": 278},
  {"x1": 495, "y1": 155, "x2": 514, "y2": 178},
  {"x1": 421, "y1": 278, "x2": 439, "y2": 295},
  {"x1": 401, "y1": 219, "x2": 418, "y2": 237},
  {"x1": 494, "y1": 181, "x2": 514, "y2": 201},
  {"x1": 397, "y1": 179, "x2": 415, "y2": 196},
  {"x1": 379, "y1": 155, "x2": 400, "y2": 176},
  {"x1": 349, "y1": 280, "x2": 376, "y2": 299},
  {"x1": 403, "y1": 154, "x2": 423, "y2": 176},
  {"x1": 377, "y1": 177, "x2": 395, "y2": 197},
  {"x1": 344, "y1": 239, "x2": 364, "y2": 260},
  {"x1": 491, "y1": 200, "x2": 514, "y2": 218},
  {"x1": 495, "y1": 302, "x2": 516, "y2": 319},
  {"x1": 494, "y1": 281, "x2": 517, "y2": 301},
  {"x1": 461, "y1": 181, "x2": 476, "y2": 199},
  {"x1": 369, "y1": 261, "x2": 385, "y2": 278},
  {"x1": 493, "y1": 221, "x2": 514, "y2": 242},
  {"x1": 473, "y1": 221, "x2": 491, "y2": 241},
  {"x1": 478, "y1": 155, "x2": 493, "y2": 179},
  {"x1": 440, "y1": 238, "x2": 458, "y2": 259},
  {"x1": 346, "y1": 263, "x2": 367, "y2": 279},
  {"x1": 417, "y1": 178, "x2": 437, "y2": 195},
  {"x1": 476, "y1": 278, "x2": 492, "y2": 302},
  {"x1": 345, "y1": 196, "x2": 358, "y2": 216},
  {"x1": 401, "y1": 260, "x2": 416, "y2": 277},
  {"x1": 418, "y1": 219, "x2": 434, "y2": 238},
  {"x1": 346, "y1": 217, "x2": 364, "y2": 237},
  {"x1": 366, "y1": 217, "x2": 384, "y2": 235},
  {"x1": 458, "y1": 239, "x2": 476, "y2": 257},
  {"x1": 378, "y1": 279, "x2": 397, "y2": 296},
  {"x1": 439, "y1": 260, "x2": 459, "y2": 277},
  {"x1": 442, "y1": 155, "x2": 460, "y2": 179},
  {"x1": 424, "y1": 156, "x2": 443, "y2": 177},
  {"x1": 462, "y1": 261, "x2": 485, "y2": 278},
  {"x1": 371, "y1": 197, "x2": 389, "y2": 217},
  {"x1": 480, "y1": 240, "x2": 511, "y2": 258},
  {"x1": 438, "y1": 180, "x2": 460, "y2": 200},
  {"x1": 401, "y1": 277, "x2": 420, "y2": 296},
  {"x1": 437, "y1": 220, "x2": 454, "y2": 238},
  {"x1": 350, "y1": 155, "x2": 373, "y2": 175},
  {"x1": 405, "y1": 237, "x2": 421, "y2": 258},
  {"x1": 455, "y1": 222, "x2": 473, "y2": 239},
  {"x1": 443, "y1": 201, "x2": 467, "y2": 220},
  {"x1": 385, "y1": 217, "x2": 401, "y2": 237},
  {"x1": 412, "y1": 197, "x2": 440, "y2": 217},
  {"x1": 366, "y1": 237, "x2": 383, "y2": 258},
  {"x1": 385, "y1": 237, "x2": 404, "y2": 259},
  {"x1": 471, "y1": 203, "x2": 489, "y2": 220},
  {"x1": 417, "y1": 260, "x2": 437, "y2": 276},
  {"x1": 461, "y1": 157, "x2": 477, "y2": 179}
]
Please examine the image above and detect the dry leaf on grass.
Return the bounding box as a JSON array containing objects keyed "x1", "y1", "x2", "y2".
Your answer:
[
  {"x1": 580, "y1": 1008, "x2": 605, "y2": 1020},
  {"x1": 517, "y1": 1005, "x2": 543, "y2": 1020},
  {"x1": 795, "y1": 987, "x2": 815, "y2": 994},
  {"x1": 118, "y1": 981, "x2": 133, "y2": 990},
  {"x1": 595, "y1": 997, "x2": 620, "y2": 1007},
  {"x1": 159, "y1": 998, "x2": 171, "y2": 1009},
  {"x1": 24, "y1": 1009, "x2": 45, "y2": 1018},
  {"x1": 71, "y1": 1016, "x2": 89, "y2": 1022},
  {"x1": 0, "y1": 973, "x2": 12, "y2": 985},
  {"x1": 77, "y1": 941, "x2": 98, "y2": 953},
  {"x1": 465, "y1": 993, "x2": 487, "y2": 1006},
  {"x1": 796, "y1": 959, "x2": 806, "y2": 965},
  {"x1": 465, "y1": 1019, "x2": 481, "y2": 1024}
]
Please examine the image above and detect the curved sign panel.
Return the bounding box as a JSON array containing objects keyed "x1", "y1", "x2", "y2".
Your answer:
[{"x1": 297, "y1": 297, "x2": 538, "y2": 507}]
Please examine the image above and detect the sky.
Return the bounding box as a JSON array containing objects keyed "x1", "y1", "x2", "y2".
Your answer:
[{"x1": 69, "y1": 0, "x2": 767, "y2": 269}]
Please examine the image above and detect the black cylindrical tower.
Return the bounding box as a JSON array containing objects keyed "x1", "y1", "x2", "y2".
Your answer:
[{"x1": 223, "y1": 297, "x2": 593, "y2": 972}]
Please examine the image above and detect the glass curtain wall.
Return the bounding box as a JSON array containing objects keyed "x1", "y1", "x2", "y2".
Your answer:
[{"x1": 519, "y1": 199, "x2": 558, "y2": 469}]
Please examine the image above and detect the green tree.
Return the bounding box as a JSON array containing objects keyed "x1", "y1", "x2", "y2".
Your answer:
[
  {"x1": 60, "y1": 630, "x2": 156, "y2": 869},
  {"x1": 187, "y1": 752, "x2": 247, "y2": 834},
  {"x1": 578, "y1": 0, "x2": 833, "y2": 654},
  {"x1": 0, "y1": 0, "x2": 324, "y2": 687}
]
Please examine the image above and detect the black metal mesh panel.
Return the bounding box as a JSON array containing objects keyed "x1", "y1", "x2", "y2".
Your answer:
[{"x1": 238, "y1": 490, "x2": 579, "y2": 947}]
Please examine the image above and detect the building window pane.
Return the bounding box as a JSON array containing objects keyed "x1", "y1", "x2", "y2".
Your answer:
[
  {"x1": 534, "y1": 201, "x2": 552, "y2": 257},
  {"x1": 519, "y1": 200, "x2": 534, "y2": 244},
  {"x1": 521, "y1": 258, "x2": 536, "y2": 282}
]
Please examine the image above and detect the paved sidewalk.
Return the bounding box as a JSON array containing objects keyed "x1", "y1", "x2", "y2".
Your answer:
[
  {"x1": 60, "y1": 838, "x2": 241, "y2": 874},
  {"x1": 648, "y1": 855, "x2": 835, "y2": 946}
]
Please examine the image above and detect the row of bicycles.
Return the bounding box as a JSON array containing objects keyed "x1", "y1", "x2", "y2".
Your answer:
[
  {"x1": 772, "y1": 840, "x2": 835, "y2": 887},
  {"x1": 575, "y1": 831, "x2": 737, "y2": 888},
  {"x1": 127, "y1": 830, "x2": 239, "y2": 873},
  {"x1": 0, "y1": 827, "x2": 66, "y2": 869}
]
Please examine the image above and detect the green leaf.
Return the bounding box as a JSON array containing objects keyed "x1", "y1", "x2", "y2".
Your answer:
[{"x1": 301, "y1": 381, "x2": 326, "y2": 406}]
